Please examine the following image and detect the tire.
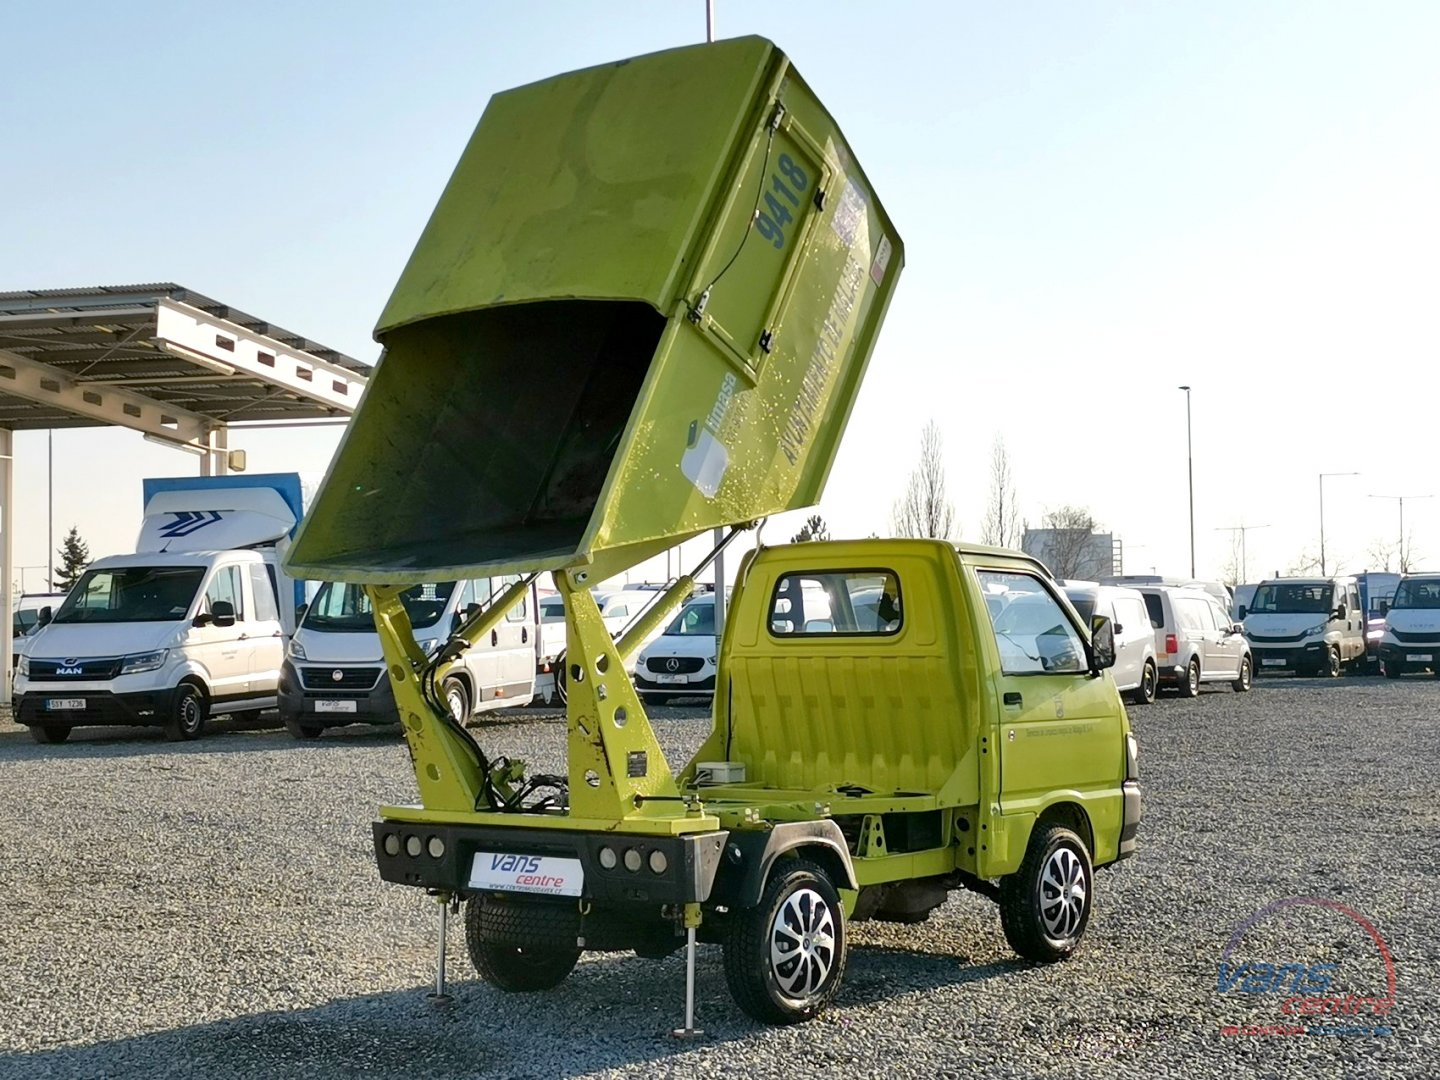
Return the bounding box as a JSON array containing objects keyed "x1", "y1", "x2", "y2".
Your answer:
[
  {"x1": 1324, "y1": 645, "x2": 1342, "y2": 678},
  {"x1": 1129, "y1": 661, "x2": 1157, "y2": 706},
  {"x1": 722, "y1": 858, "x2": 848, "y2": 1025},
  {"x1": 464, "y1": 895, "x2": 581, "y2": 992},
  {"x1": 442, "y1": 676, "x2": 470, "y2": 723},
  {"x1": 283, "y1": 715, "x2": 324, "y2": 740},
  {"x1": 1384, "y1": 659, "x2": 1403, "y2": 679},
  {"x1": 29, "y1": 724, "x2": 71, "y2": 744},
  {"x1": 1177, "y1": 657, "x2": 1201, "y2": 698},
  {"x1": 1231, "y1": 654, "x2": 1253, "y2": 693},
  {"x1": 999, "y1": 822, "x2": 1094, "y2": 962},
  {"x1": 164, "y1": 684, "x2": 207, "y2": 742}
]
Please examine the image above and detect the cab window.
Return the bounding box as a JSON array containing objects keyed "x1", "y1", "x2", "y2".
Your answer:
[
  {"x1": 501, "y1": 575, "x2": 529, "y2": 623},
  {"x1": 205, "y1": 565, "x2": 245, "y2": 620},
  {"x1": 976, "y1": 570, "x2": 1085, "y2": 675},
  {"x1": 769, "y1": 570, "x2": 902, "y2": 636},
  {"x1": 248, "y1": 564, "x2": 279, "y2": 623}
]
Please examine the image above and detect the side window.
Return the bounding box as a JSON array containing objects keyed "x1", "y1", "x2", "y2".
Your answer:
[
  {"x1": 1346, "y1": 585, "x2": 1360, "y2": 615},
  {"x1": 1142, "y1": 593, "x2": 1165, "y2": 628},
  {"x1": 976, "y1": 570, "x2": 1086, "y2": 675},
  {"x1": 1208, "y1": 600, "x2": 1231, "y2": 630},
  {"x1": 205, "y1": 565, "x2": 244, "y2": 620},
  {"x1": 769, "y1": 570, "x2": 902, "y2": 636},
  {"x1": 248, "y1": 564, "x2": 279, "y2": 623},
  {"x1": 1175, "y1": 598, "x2": 1203, "y2": 631},
  {"x1": 501, "y1": 574, "x2": 528, "y2": 623}
]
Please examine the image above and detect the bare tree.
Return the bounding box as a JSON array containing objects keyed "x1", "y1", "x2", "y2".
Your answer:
[
  {"x1": 1401, "y1": 531, "x2": 1423, "y2": 574},
  {"x1": 980, "y1": 436, "x2": 1021, "y2": 548},
  {"x1": 790, "y1": 514, "x2": 831, "y2": 543},
  {"x1": 1026, "y1": 506, "x2": 1101, "y2": 579},
  {"x1": 1285, "y1": 549, "x2": 1323, "y2": 576},
  {"x1": 1367, "y1": 538, "x2": 1398, "y2": 572},
  {"x1": 892, "y1": 421, "x2": 956, "y2": 540},
  {"x1": 1220, "y1": 532, "x2": 1244, "y2": 589}
]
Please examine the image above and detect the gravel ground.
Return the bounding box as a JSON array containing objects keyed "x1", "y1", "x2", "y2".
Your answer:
[{"x1": 0, "y1": 677, "x2": 1435, "y2": 1079}]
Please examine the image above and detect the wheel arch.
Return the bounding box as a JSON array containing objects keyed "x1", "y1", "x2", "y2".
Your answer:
[
  {"x1": 711, "y1": 820, "x2": 859, "y2": 909},
  {"x1": 1035, "y1": 799, "x2": 1094, "y2": 859}
]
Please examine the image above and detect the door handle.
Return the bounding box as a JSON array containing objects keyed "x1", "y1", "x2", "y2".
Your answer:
[
  {"x1": 1003, "y1": 691, "x2": 1022, "y2": 706},
  {"x1": 522, "y1": 627, "x2": 528, "y2": 644},
  {"x1": 237, "y1": 633, "x2": 249, "y2": 641},
  {"x1": 491, "y1": 629, "x2": 499, "y2": 647}
]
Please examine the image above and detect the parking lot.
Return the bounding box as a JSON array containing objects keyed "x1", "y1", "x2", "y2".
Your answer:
[{"x1": 0, "y1": 678, "x2": 1435, "y2": 1080}]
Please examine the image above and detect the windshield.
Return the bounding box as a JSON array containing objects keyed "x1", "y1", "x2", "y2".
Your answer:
[
  {"x1": 1249, "y1": 583, "x2": 1333, "y2": 615},
  {"x1": 52, "y1": 567, "x2": 205, "y2": 624},
  {"x1": 664, "y1": 602, "x2": 714, "y2": 636},
  {"x1": 1066, "y1": 595, "x2": 1097, "y2": 623},
  {"x1": 304, "y1": 581, "x2": 457, "y2": 632},
  {"x1": 539, "y1": 599, "x2": 565, "y2": 623},
  {"x1": 1392, "y1": 579, "x2": 1440, "y2": 609}
]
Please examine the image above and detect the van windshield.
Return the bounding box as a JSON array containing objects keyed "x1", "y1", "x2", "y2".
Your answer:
[
  {"x1": 1392, "y1": 579, "x2": 1440, "y2": 609},
  {"x1": 52, "y1": 567, "x2": 206, "y2": 623},
  {"x1": 1249, "y1": 583, "x2": 1333, "y2": 614},
  {"x1": 305, "y1": 581, "x2": 457, "y2": 631},
  {"x1": 1066, "y1": 596, "x2": 1097, "y2": 623},
  {"x1": 664, "y1": 603, "x2": 714, "y2": 636}
]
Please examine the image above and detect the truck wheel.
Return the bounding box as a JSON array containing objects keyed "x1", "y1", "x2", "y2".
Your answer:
[
  {"x1": 283, "y1": 716, "x2": 324, "y2": 740},
  {"x1": 1130, "y1": 661, "x2": 1157, "y2": 705},
  {"x1": 999, "y1": 822, "x2": 1093, "y2": 962},
  {"x1": 1325, "y1": 645, "x2": 1342, "y2": 678},
  {"x1": 1384, "y1": 659, "x2": 1403, "y2": 679},
  {"x1": 1177, "y1": 657, "x2": 1201, "y2": 698},
  {"x1": 1231, "y1": 655, "x2": 1253, "y2": 693},
  {"x1": 165, "y1": 684, "x2": 208, "y2": 742},
  {"x1": 722, "y1": 858, "x2": 847, "y2": 1025},
  {"x1": 464, "y1": 895, "x2": 580, "y2": 991},
  {"x1": 30, "y1": 724, "x2": 71, "y2": 744},
  {"x1": 442, "y1": 676, "x2": 470, "y2": 722}
]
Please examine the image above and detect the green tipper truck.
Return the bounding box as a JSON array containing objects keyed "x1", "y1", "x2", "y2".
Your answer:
[{"x1": 287, "y1": 36, "x2": 1140, "y2": 1027}]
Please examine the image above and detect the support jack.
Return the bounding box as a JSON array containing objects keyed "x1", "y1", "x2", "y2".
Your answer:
[
  {"x1": 427, "y1": 893, "x2": 454, "y2": 1006},
  {"x1": 670, "y1": 926, "x2": 704, "y2": 1039}
]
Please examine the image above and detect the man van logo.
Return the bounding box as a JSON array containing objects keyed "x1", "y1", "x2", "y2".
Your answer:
[
  {"x1": 159, "y1": 510, "x2": 224, "y2": 538},
  {"x1": 57, "y1": 661, "x2": 83, "y2": 675},
  {"x1": 1216, "y1": 896, "x2": 1396, "y2": 1038},
  {"x1": 331, "y1": 669, "x2": 344, "y2": 682},
  {"x1": 666, "y1": 657, "x2": 681, "y2": 673},
  {"x1": 490, "y1": 854, "x2": 541, "y2": 874}
]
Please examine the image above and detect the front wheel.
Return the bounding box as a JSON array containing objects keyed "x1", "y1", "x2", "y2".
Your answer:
[
  {"x1": 1384, "y1": 659, "x2": 1403, "y2": 679},
  {"x1": 29, "y1": 724, "x2": 71, "y2": 744},
  {"x1": 999, "y1": 822, "x2": 1094, "y2": 962},
  {"x1": 723, "y1": 859, "x2": 848, "y2": 1025},
  {"x1": 465, "y1": 895, "x2": 581, "y2": 992},
  {"x1": 283, "y1": 715, "x2": 324, "y2": 740},
  {"x1": 164, "y1": 684, "x2": 208, "y2": 742},
  {"x1": 442, "y1": 676, "x2": 470, "y2": 722},
  {"x1": 1324, "y1": 645, "x2": 1342, "y2": 678},
  {"x1": 1232, "y1": 655, "x2": 1253, "y2": 692},
  {"x1": 1130, "y1": 661, "x2": 1157, "y2": 706},
  {"x1": 1177, "y1": 657, "x2": 1201, "y2": 698}
]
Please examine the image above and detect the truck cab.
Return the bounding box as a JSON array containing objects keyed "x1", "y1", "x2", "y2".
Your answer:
[
  {"x1": 1378, "y1": 573, "x2": 1440, "y2": 677},
  {"x1": 1241, "y1": 575, "x2": 1365, "y2": 676}
]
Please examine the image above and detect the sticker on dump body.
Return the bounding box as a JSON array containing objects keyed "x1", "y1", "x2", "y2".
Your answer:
[{"x1": 469, "y1": 852, "x2": 584, "y2": 897}]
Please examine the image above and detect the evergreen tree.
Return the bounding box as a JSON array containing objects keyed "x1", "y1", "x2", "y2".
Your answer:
[
  {"x1": 791, "y1": 514, "x2": 831, "y2": 543},
  {"x1": 54, "y1": 526, "x2": 91, "y2": 592}
]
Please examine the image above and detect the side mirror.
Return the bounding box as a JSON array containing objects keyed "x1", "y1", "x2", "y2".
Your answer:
[
  {"x1": 37, "y1": 606, "x2": 53, "y2": 628},
  {"x1": 1334, "y1": 604, "x2": 1347, "y2": 620},
  {"x1": 1377, "y1": 600, "x2": 1390, "y2": 616},
  {"x1": 211, "y1": 599, "x2": 237, "y2": 628},
  {"x1": 295, "y1": 602, "x2": 309, "y2": 622},
  {"x1": 1090, "y1": 615, "x2": 1116, "y2": 672},
  {"x1": 466, "y1": 603, "x2": 483, "y2": 619},
  {"x1": 1237, "y1": 605, "x2": 1247, "y2": 621}
]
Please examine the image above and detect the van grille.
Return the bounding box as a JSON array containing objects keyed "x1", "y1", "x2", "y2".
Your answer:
[
  {"x1": 27, "y1": 657, "x2": 124, "y2": 681},
  {"x1": 646, "y1": 656, "x2": 704, "y2": 674},
  {"x1": 299, "y1": 666, "x2": 382, "y2": 691},
  {"x1": 1389, "y1": 628, "x2": 1440, "y2": 644},
  {"x1": 1246, "y1": 632, "x2": 1305, "y2": 643}
]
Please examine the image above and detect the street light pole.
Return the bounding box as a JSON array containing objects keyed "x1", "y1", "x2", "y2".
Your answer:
[
  {"x1": 1179, "y1": 386, "x2": 1194, "y2": 577},
  {"x1": 1318, "y1": 472, "x2": 1360, "y2": 576},
  {"x1": 1368, "y1": 494, "x2": 1433, "y2": 573}
]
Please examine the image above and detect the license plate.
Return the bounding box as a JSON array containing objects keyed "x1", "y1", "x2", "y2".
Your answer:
[
  {"x1": 314, "y1": 699, "x2": 357, "y2": 714},
  {"x1": 469, "y1": 852, "x2": 583, "y2": 897},
  {"x1": 46, "y1": 698, "x2": 86, "y2": 710},
  {"x1": 654, "y1": 673, "x2": 687, "y2": 684},
  {"x1": 1406, "y1": 653, "x2": 1432, "y2": 662},
  {"x1": 1261, "y1": 658, "x2": 1286, "y2": 667}
]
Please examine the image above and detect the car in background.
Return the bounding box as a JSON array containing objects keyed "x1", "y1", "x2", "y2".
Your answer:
[
  {"x1": 1063, "y1": 582, "x2": 1160, "y2": 704},
  {"x1": 1240, "y1": 576, "x2": 1365, "y2": 677},
  {"x1": 11, "y1": 592, "x2": 69, "y2": 670},
  {"x1": 1134, "y1": 584, "x2": 1252, "y2": 697},
  {"x1": 634, "y1": 594, "x2": 719, "y2": 705}
]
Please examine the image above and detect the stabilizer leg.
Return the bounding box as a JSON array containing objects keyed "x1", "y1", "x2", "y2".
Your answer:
[{"x1": 428, "y1": 893, "x2": 453, "y2": 1006}]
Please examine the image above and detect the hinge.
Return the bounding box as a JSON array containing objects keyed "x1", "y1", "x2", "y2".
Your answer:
[
  {"x1": 768, "y1": 102, "x2": 786, "y2": 132},
  {"x1": 813, "y1": 188, "x2": 826, "y2": 211},
  {"x1": 758, "y1": 329, "x2": 774, "y2": 354}
]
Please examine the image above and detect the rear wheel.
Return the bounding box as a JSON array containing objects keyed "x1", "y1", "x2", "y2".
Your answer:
[
  {"x1": 1000, "y1": 822, "x2": 1094, "y2": 962},
  {"x1": 442, "y1": 676, "x2": 470, "y2": 722},
  {"x1": 1177, "y1": 657, "x2": 1201, "y2": 698},
  {"x1": 1130, "y1": 661, "x2": 1157, "y2": 705},
  {"x1": 465, "y1": 895, "x2": 581, "y2": 992},
  {"x1": 29, "y1": 724, "x2": 71, "y2": 744},
  {"x1": 164, "y1": 684, "x2": 207, "y2": 741},
  {"x1": 1232, "y1": 655, "x2": 1253, "y2": 693},
  {"x1": 723, "y1": 858, "x2": 848, "y2": 1025}
]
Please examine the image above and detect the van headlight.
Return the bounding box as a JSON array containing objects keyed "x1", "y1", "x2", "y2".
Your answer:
[
  {"x1": 17, "y1": 655, "x2": 29, "y2": 677},
  {"x1": 287, "y1": 638, "x2": 307, "y2": 660},
  {"x1": 416, "y1": 639, "x2": 440, "y2": 657},
  {"x1": 120, "y1": 649, "x2": 168, "y2": 675},
  {"x1": 1302, "y1": 624, "x2": 1326, "y2": 639}
]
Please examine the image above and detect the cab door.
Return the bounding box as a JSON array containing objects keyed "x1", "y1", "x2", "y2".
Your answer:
[
  {"x1": 194, "y1": 564, "x2": 250, "y2": 700},
  {"x1": 496, "y1": 576, "x2": 536, "y2": 702},
  {"x1": 976, "y1": 569, "x2": 1126, "y2": 815},
  {"x1": 244, "y1": 561, "x2": 285, "y2": 697}
]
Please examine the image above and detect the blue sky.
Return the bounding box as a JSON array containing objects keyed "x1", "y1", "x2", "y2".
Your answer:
[{"x1": 4, "y1": 2, "x2": 1438, "y2": 586}]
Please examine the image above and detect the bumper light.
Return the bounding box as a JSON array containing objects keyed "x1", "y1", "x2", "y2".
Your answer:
[
  {"x1": 598, "y1": 846, "x2": 617, "y2": 870},
  {"x1": 623, "y1": 848, "x2": 642, "y2": 872},
  {"x1": 382, "y1": 833, "x2": 400, "y2": 856},
  {"x1": 649, "y1": 849, "x2": 668, "y2": 874},
  {"x1": 427, "y1": 836, "x2": 445, "y2": 859},
  {"x1": 405, "y1": 835, "x2": 422, "y2": 858}
]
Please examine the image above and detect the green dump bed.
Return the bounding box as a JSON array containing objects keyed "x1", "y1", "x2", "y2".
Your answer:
[{"x1": 286, "y1": 36, "x2": 903, "y2": 583}]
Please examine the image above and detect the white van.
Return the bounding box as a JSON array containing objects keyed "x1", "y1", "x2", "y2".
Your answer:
[
  {"x1": 13, "y1": 474, "x2": 303, "y2": 743},
  {"x1": 1377, "y1": 573, "x2": 1440, "y2": 678},
  {"x1": 635, "y1": 592, "x2": 722, "y2": 704},
  {"x1": 1062, "y1": 583, "x2": 1160, "y2": 704},
  {"x1": 280, "y1": 577, "x2": 537, "y2": 738},
  {"x1": 1240, "y1": 576, "x2": 1365, "y2": 676}
]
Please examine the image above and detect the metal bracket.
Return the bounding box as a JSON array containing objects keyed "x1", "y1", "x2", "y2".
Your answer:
[{"x1": 758, "y1": 330, "x2": 774, "y2": 354}]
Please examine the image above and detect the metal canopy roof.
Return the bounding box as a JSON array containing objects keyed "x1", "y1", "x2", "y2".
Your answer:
[{"x1": 0, "y1": 283, "x2": 370, "y2": 444}]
